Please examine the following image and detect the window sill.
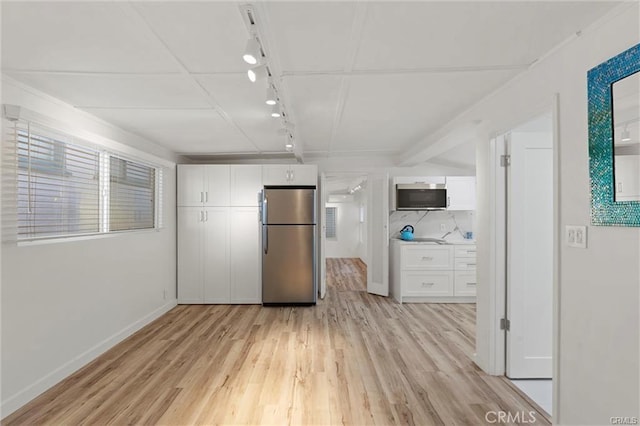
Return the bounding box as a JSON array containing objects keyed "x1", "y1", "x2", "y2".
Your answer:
[{"x1": 16, "y1": 228, "x2": 163, "y2": 247}]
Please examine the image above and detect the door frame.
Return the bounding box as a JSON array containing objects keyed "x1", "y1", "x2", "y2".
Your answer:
[{"x1": 485, "y1": 94, "x2": 561, "y2": 419}]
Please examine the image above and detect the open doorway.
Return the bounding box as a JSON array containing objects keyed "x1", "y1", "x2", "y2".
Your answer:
[
  {"x1": 320, "y1": 173, "x2": 369, "y2": 298},
  {"x1": 502, "y1": 112, "x2": 554, "y2": 414}
]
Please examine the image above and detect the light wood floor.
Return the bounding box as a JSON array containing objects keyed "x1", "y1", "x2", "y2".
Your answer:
[{"x1": 4, "y1": 258, "x2": 550, "y2": 425}]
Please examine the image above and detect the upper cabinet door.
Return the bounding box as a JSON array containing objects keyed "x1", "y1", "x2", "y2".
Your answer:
[
  {"x1": 230, "y1": 165, "x2": 263, "y2": 206},
  {"x1": 446, "y1": 176, "x2": 477, "y2": 211},
  {"x1": 177, "y1": 165, "x2": 204, "y2": 207},
  {"x1": 289, "y1": 165, "x2": 318, "y2": 185},
  {"x1": 263, "y1": 165, "x2": 318, "y2": 186},
  {"x1": 262, "y1": 165, "x2": 292, "y2": 186},
  {"x1": 203, "y1": 165, "x2": 230, "y2": 206}
]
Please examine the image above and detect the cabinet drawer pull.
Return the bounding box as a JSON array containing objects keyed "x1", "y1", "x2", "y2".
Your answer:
[
  {"x1": 421, "y1": 282, "x2": 434, "y2": 286},
  {"x1": 466, "y1": 263, "x2": 476, "y2": 266},
  {"x1": 467, "y1": 282, "x2": 477, "y2": 286},
  {"x1": 200, "y1": 191, "x2": 204, "y2": 203},
  {"x1": 422, "y1": 256, "x2": 433, "y2": 261}
]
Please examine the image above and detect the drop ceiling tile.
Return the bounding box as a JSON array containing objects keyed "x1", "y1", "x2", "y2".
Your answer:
[
  {"x1": 263, "y1": 2, "x2": 357, "y2": 72},
  {"x1": 196, "y1": 74, "x2": 287, "y2": 152},
  {"x1": 1, "y1": 2, "x2": 179, "y2": 73},
  {"x1": 333, "y1": 70, "x2": 521, "y2": 153},
  {"x1": 5, "y1": 73, "x2": 210, "y2": 109},
  {"x1": 82, "y1": 108, "x2": 256, "y2": 154},
  {"x1": 354, "y1": 2, "x2": 617, "y2": 70},
  {"x1": 133, "y1": 2, "x2": 250, "y2": 73},
  {"x1": 284, "y1": 75, "x2": 343, "y2": 153}
]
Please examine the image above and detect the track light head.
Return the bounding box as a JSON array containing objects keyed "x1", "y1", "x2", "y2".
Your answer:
[
  {"x1": 247, "y1": 64, "x2": 268, "y2": 83},
  {"x1": 265, "y1": 86, "x2": 277, "y2": 105},
  {"x1": 242, "y1": 38, "x2": 261, "y2": 65},
  {"x1": 270, "y1": 105, "x2": 281, "y2": 118}
]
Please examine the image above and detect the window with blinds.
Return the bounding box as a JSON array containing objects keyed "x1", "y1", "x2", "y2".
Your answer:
[
  {"x1": 109, "y1": 156, "x2": 155, "y2": 231},
  {"x1": 8, "y1": 119, "x2": 162, "y2": 241},
  {"x1": 326, "y1": 207, "x2": 337, "y2": 239},
  {"x1": 17, "y1": 125, "x2": 100, "y2": 239}
]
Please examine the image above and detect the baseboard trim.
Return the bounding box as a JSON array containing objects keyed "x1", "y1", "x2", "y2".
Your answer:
[{"x1": 1, "y1": 299, "x2": 178, "y2": 419}]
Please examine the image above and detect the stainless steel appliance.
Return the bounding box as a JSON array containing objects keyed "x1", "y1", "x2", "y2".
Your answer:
[
  {"x1": 260, "y1": 186, "x2": 317, "y2": 305},
  {"x1": 396, "y1": 183, "x2": 447, "y2": 210}
]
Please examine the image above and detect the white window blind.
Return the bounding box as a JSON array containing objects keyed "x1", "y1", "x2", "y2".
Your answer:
[
  {"x1": 109, "y1": 156, "x2": 155, "y2": 231},
  {"x1": 326, "y1": 206, "x2": 337, "y2": 239},
  {"x1": 16, "y1": 122, "x2": 101, "y2": 239}
]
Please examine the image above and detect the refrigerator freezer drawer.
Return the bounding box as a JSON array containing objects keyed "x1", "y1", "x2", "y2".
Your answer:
[{"x1": 263, "y1": 224, "x2": 316, "y2": 304}]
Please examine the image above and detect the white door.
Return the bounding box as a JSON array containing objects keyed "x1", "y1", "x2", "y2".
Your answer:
[
  {"x1": 203, "y1": 165, "x2": 230, "y2": 206},
  {"x1": 507, "y1": 131, "x2": 553, "y2": 378},
  {"x1": 366, "y1": 174, "x2": 389, "y2": 296},
  {"x1": 203, "y1": 207, "x2": 230, "y2": 303},
  {"x1": 230, "y1": 207, "x2": 261, "y2": 303},
  {"x1": 177, "y1": 207, "x2": 204, "y2": 303},
  {"x1": 230, "y1": 165, "x2": 262, "y2": 206},
  {"x1": 290, "y1": 165, "x2": 318, "y2": 185},
  {"x1": 319, "y1": 172, "x2": 327, "y2": 299},
  {"x1": 177, "y1": 165, "x2": 203, "y2": 207}
]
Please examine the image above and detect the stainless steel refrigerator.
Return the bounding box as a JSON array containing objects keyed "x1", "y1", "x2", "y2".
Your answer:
[{"x1": 261, "y1": 186, "x2": 317, "y2": 305}]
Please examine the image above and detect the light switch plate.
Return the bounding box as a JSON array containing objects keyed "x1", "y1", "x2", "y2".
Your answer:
[{"x1": 566, "y1": 225, "x2": 587, "y2": 248}]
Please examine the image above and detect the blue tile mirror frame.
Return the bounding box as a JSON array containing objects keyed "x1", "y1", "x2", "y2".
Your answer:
[{"x1": 588, "y1": 43, "x2": 640, "y2": 226}]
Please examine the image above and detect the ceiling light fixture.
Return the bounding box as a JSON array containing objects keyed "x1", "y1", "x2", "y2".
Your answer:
[
  {"x1": 242, "y1": 37, "x2": 261, "y2": 65},
  {"x1": 247, "y1": 64, "x2": 268, "y2": 83},
  {"x1": 621, "y1": 126, "x2": 631, "y2": 142},
  {"x1": 270, "y1": 105, "x2": 281, "y2": 118},
  {"x1": 265, "y1": 85, "x2": 277, "y2": 105}
]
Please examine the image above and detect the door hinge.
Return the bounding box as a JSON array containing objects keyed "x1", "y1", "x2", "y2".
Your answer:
[
  {"x1": 500, "y1": 155, "x2": 511, "y2": 167},
  {"x1": 500, "y1": 318, "x2": 510, "y2": 331}
]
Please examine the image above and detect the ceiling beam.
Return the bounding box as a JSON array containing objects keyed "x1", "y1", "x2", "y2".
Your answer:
[{"x1": 396, "y1": 120, "x2": 483, "y2": 167}]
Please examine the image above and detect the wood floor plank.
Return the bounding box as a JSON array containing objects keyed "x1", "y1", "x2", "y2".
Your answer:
[{"x1": 3, "y1": 258, "x2": 550, "y2": 425}]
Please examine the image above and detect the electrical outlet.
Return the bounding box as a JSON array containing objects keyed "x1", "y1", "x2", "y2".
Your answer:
[
  {"x1": 440, "y1": 224, "x2": 447, "y2": 231},
  {"x1": 566, "y1": 225, "x2": 587, "y2": 248}
]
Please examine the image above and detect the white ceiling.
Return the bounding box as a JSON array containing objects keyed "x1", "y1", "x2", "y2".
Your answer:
[{"x1": 1, "y1": 1, "x2": 618, "y2": 162}]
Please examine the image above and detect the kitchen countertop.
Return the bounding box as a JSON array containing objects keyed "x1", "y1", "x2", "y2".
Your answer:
[{"x1": 391, "y1": 237, "x2": 476, "y2": 245}]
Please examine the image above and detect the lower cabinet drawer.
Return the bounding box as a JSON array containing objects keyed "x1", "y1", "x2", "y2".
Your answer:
[
  {"x1": 454, "y1": 271, "x2": 477, "y2": 296},
  {"x1": 402, "y1": 271, "x2": 453, "y2": 297}
]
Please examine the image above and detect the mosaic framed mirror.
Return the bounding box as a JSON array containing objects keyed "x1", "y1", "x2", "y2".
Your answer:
[{"x1": 588, "y1": 43, "x2": 640, "y2": 226}]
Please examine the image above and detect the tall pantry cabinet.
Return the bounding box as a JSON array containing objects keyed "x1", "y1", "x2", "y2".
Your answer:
[{"x1": 177, "y1": 165, "x2": 262, "y2": 304}]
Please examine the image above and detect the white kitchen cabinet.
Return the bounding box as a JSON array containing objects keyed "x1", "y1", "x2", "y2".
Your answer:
[
  {"x1": 230, "y1": 165, "x2": 262, "y2": 206},
  {"x1": 446, "y1": 176, "x2": 476, "y2": 211},
  {"x1": 177, "y1": 166, "x2": 205, "y2": 207},
  {"x1": 230, "y1": 207, "x2": 261, "y2": 303},
  {"x1": 204, "y1": 165, "x2": 230, "y2": 206},
  {"x1": 614, "y1": 155, "x2": 640, "y2": 201},
  {"x1": 178, "y1": 165, "x2": 261, "y2": 304},
  {"x1": 177, "y1": 165, "x2": 230, "y2": 207},
  {"x1": 177, "y1": 207, "x2": 231, "y2": 304},
  {"x1": 390, "y1": 240, "x2": 476, "y2": 303},
  {"x1": 262, "y1": 164, "x2": 318, "y2": 186},
  {"x1": 177, "y1": 207, "x2": 204, "y2": 303},
  {"x1": 203, "y1": 208, "x2": 230, "y2": 303}
]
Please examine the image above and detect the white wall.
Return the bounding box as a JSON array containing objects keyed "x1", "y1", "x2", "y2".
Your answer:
[
  {"x1": 441, "y1": 4, "x2": 639, "y2": 423},
  {"x1": 0, "y1": 77, "x2": 178, "y2": 417},
  {"x1": 325, "y1": 201, "x2": 361, "y2": 258}
]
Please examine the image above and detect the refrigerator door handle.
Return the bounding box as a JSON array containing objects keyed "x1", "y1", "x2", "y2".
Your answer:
[
  {"x1": 263, "y1": 226, "x2": 268, "y2": 254},
  {"x1": 262, "y1": 193, "x2": 268, "y2": 224}
]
